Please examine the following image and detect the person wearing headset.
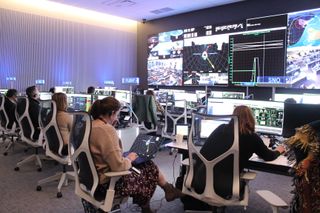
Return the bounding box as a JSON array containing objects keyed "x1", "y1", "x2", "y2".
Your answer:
[{"x1": 25, "y1": 85, "x2": 41, "y2": 140}]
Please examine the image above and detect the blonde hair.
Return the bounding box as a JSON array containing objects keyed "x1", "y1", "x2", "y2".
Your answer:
[
  {"x1": 52, "y1": 92, "x2": 68, "y2": 111},
  {"x1": 233, "y1": 105, "x2": 255, "y2": 135}
]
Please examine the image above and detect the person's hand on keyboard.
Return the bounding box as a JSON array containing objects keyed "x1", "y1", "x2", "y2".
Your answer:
[
  {"x1": 275, "y1": 145, "x2": 285, "y2": 155},
  {"x1": 126, "y1": 152, "x2": 138, "y2": 162}
]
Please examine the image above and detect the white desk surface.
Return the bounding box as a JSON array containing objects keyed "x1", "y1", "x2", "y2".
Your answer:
[{"x1": 165, "y1": 140, "x2": 292, "y2": 168}]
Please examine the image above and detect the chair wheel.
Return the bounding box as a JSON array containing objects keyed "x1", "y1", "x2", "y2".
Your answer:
[
  {"x1": 3, "y1": 152, "x2": 8, "y2": 156},
  {"x1": 36, "y1": 186, "x2": 42, "y2": 191},
  {"x1": 14, "y1": 167, "x2": 19, "y2": 171},
  {"x1": 57, "y1": 192, "x2": 62, "y2": 198},
  {"x1": 37, "y1": 168, "x2": 42, "y2": 172}
]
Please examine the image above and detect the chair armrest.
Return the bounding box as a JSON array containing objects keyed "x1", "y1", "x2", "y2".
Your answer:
[
  {"x1": 256, "y1": 190, "x2": 288, "y2": 208},
  {"x1": 240, "y1": 171, "x2": 256, "y2": 181},
  {"x1": 104, "y1": 171, "x2": 131, "y2": 178}
]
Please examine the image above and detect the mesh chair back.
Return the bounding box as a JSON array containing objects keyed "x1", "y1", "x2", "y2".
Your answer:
[
  {"x1": 40, "y1": 101, "x2": 64, "y2": 156},
  {"x1": 0, "y1": 95, "x2": 7, "y2": 129},
  {"x1": 16, "y1": 97, "x2": 33, "y2": 140},
  {"x1": 183, "y1": 112, "x2": 241, "y2": 206},
  {"x1": 69, "y1": 112, "x2": 97, "y2": 197}
]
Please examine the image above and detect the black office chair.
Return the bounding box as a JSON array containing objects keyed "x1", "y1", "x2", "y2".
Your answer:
[
  {"x1": 69, "y1": 112, "x2": 130, "y2": 212},
  {"x1": 0, "y1": 94, "x2": 20, "y2": 155},
  {"x1": 36, "y1": 101, "x2": 74, "y2": 198},
  {"x1": 14, "y1": 97, "x2": 44, "y2": 171},
  {"x1": 182, "y1": 113, "x2": 256, "y2": 211},
  {"x1": 132, "y1": 94, "x2": 158, "y2": 133}
]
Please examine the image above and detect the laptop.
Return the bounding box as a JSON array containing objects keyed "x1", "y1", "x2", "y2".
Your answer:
[
  {"x1": 193, "y1": 119, "x2": 228, "y2": 146},
  {"x1": 124, "y1": 134, "x2": 163, "y2": 165}
]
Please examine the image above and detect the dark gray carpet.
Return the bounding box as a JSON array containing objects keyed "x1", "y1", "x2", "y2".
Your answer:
[{"x1": 0, "y1": 141, "x2": 291, "y2": 213}]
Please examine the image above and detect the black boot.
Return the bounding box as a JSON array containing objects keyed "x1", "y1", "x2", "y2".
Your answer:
[
  {"x1": 140, "y1": 201, "x2": 154, "y2": 213},
  {"x1": 161, "y1": 182, "x2": 184, "y2": 202}
]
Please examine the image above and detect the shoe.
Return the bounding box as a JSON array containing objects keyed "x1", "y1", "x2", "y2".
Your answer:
[
  {"x1": 140, "y1": 202, "x2": 154, "y2": 213},
  {"x1": 161, "y1": 182, "x2": 184, "y2": 202}
]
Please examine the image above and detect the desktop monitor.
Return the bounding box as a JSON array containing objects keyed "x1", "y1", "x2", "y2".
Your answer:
[
  {"x1": 174, "y1": 92, "x2": 198, "y2": 102},
  {"x1": 67, "y1": 94, "x2": 91, "y2": 112},
  {"x1": 39, "y1": 92, "x2": 52, "y2": 101},
  {"x1": 207, "y1": 98, "x2": 284, "y2": 135},
  {"x1": 0, "y1": 89, "x2": 8, "y2": 95},
  {"x1": 211, "y1": 91, "x2": 245, "y2": 99},
  {"x1": 55, "y1": 86, "x2": 74, "y2": 94},
  {"x1": 175, "y1": 124, "x2": 189, "y2": 137},
  {"x1": 114, "y1": 90, "x2": 131, "y2": 104},
  {"x1": 282, "y1": 103, "x2": 320, "y2": 138},
  {"x1": 274, "y1": 93, "x2": 303, "y2": 103},
  {"x1": 302, "y1": 93, "x2": 320, "y2": 104}
]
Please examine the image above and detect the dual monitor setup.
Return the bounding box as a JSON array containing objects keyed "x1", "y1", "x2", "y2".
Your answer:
[{"x1": 175, "y1": 98, "x2": 320, "y2": 144}]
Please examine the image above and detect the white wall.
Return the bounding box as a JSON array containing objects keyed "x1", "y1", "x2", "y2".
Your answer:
[{"x1": 0, "y1": 2, "x2": 137, "y2": 93}]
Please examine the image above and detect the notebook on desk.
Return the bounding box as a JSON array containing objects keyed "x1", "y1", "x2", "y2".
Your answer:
[{"x1": 123, "y1": 134, "x2": 163, "y2": 165}]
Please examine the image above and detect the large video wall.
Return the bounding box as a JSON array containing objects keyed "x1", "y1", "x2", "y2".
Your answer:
[{"x1": 147, "y1": 7, "x2": 320, "y2": 89}]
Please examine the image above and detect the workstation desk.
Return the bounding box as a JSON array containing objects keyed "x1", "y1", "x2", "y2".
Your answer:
[{"x1": 166, "y1": 138, "x2": 292, "y2": 176}]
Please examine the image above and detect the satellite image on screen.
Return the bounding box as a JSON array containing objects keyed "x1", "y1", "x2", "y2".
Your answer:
[
  {"x1": 287, "y1": 8, "x2": 320, "y2": 89},
  {"x1": 147, "y1": 30, "x2": 184, "y2": 86}
]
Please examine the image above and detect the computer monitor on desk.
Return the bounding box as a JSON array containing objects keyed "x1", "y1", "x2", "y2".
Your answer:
[
  {"x1": 174, "y1": 92, "x2": 198, "y2": 109},
  {"x1": 282, "y1": 103, "x2": 320, "y2": 138},
  {"x1": 274, "y1": 93, "x2": 303, "y2": 103},
  {"x1": 115, "y1": 90, "x2": 131, "y2": 104},
  {"x1": 54, "y1": 86, "x2": 74, "y2": 94},
  {"x1": 0, "y1": 89, "x2": 8, "y2": 94},
  {"x1": 207, "y1": 98, "x2": 284, "y2": 135},
  {"x1": 67, "y1": 94, "x2": 91, "y2": 111},
  {"x1": 39, "y1": 92, "x2": 52, "y2": 101}
]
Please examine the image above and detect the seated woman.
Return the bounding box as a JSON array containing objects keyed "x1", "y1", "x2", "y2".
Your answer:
[
  {"x1": 88, "y1": 97, "x2": 182, "y2": 213},
  {"x1": 52, "y1": 92, "x2": 73, "y2": 155},
  {"x1": 193, "y1": 105, "x2": 285, "y2": 197}
]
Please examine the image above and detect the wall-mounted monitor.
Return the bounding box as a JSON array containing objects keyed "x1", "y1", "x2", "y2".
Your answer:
[
  {"x1": 287, "y1": 8, "x2": 320, "y2": 89},
  {"x1": 122, "y1": 77, "x2": 139, "y2": 85},
  {"x1": 228, "y1": 27, "x2": 287, "y2": 86},
  {"x1": 147, "y1": 29, "x2": 184, "y2": 86},
  {"x1": 183, "y1": 25, "x2": 230, "y2": 86}
]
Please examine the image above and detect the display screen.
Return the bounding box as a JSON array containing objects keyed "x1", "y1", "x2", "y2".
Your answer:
[
  {"x1": 283, "y1": 103, "x2": 320, "y2": 138},
  {"x1": 147, "y1": 30, "x2": 184, "y2": 86},
  {"x1": 207, "y1": 98, "x2": 284, "y2": 135},
  {"x1": 183, "y1": 25, "x2": 229, "y2": 86},
  {"x1": 287, "y1": 8, "x2": 320, "y2": 89},
  {"x1": 146, "y1": 7, "x2": 320, "y2": 90},
  {"x1": 228, "y1": 28, "x2": 287, "y2": 86}
]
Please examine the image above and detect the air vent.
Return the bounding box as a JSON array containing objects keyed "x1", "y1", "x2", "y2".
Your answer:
[
  {"x1": 150, "y1": 7, "x2": 174, "y2": 14},
  {"x1": 101, "y1": 0, "x2": 136, "y2": 7}
]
